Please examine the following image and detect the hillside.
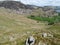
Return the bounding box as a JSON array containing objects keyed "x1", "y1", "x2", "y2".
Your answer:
[
  {"x1": 0, "y1": 7, "x2": 60, "y2": 45},
  {"x1": 0, "y1": 1, "x2": 35, "y2": 10},
  {"x1": 0, "y1": 1, "x2": 58, "y2": 17},
  {"x1": 0, "y1": 7, "x2": 46, "y2": 45}
]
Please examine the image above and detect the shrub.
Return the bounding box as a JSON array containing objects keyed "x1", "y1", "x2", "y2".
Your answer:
[
  {"x1": 28, "y1": 15, "x2": 60, "y2": 24},
  {"x1": 48, "y1": 22, "x2": 54, "y2": 25},
  {"x1": 58, "y1": 13, "x2": 60, "y2": 16}
]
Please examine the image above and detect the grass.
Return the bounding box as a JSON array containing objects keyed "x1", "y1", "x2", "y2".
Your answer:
[
  {"x1": 0, "y1": 7, "x2": 60, "y2": 45},
  {"x1": 0, "y1": 7, "x2": 46, "y2": 45},
  {"x1": 28, "y1": 15, "x2": 60, "y2": 24}
]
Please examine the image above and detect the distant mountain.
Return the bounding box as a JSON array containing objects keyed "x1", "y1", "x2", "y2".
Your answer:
[
  {"x1": 54, "y1": 6, "x2": 60, "y2": 12},
  {"x1": 0, "y1": 1, "x2": 58, "y2": 17},
  {"x1": 42, "y1": 6, "x2": 60, "y2": 13},
  {"x1": 0, "y1": 1, "x2": 36, "y2": 10}
]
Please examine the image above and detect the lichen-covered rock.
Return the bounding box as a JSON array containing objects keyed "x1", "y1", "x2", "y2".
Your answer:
[
  {"x1": 42, "y1": 33, "x2": 53, "y2": 38},
  {"x1": 26, "y1": 36, "x2": 35, "y2": 45},
  {"x1": 38, "y1": 41, "x2": 47, "y2": 45}
]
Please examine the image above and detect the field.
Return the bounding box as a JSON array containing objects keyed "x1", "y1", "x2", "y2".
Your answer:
[{"x1": 0, "y1": 8, "x2": 60, "y2": 45}]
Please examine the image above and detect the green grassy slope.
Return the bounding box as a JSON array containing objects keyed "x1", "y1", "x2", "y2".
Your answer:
[
  {"x1": 0, "y1": 7, "x2": 60, "y2": 45},
  {"x1": 0, "y1": 8, "x2": 46, "y2": 45}
]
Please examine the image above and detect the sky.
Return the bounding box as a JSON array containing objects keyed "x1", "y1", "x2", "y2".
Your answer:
[{"x1": 0, "y1": 0, "x2": 60, "y2": 6}]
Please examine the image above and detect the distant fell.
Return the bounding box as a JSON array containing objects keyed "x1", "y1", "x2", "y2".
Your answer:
[
  {"x1": 0, "y1": 1, "x2": 35, "y2": 10},
  {"x1": 0, "y1": 1, "x2": 58, "y2": 17}
]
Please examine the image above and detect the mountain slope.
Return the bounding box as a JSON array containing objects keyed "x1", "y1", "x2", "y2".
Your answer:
[
  {"x1": 0, "y1": 1, "x2": 58, "y2": 17},
  {"x1": 0, "y1": 7, "x2": 47, "y2": 45},
  {"x1": 0, "y1": 7, "x2": 60, "y2": 45},
  {"x1": 0, "y1": 1, "x2": 35, "y2": 10}
]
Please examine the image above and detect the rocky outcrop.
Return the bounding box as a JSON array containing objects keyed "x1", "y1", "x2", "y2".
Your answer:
[
  {"x1": 0, "y1": 1, "x2": 35, "y2": 10},
  {"x1": 25, "y1": 36, "x2": 35, "y2": 45},
  {"x1": 0, "y1": 1, "x2": 58, "y2": 17}
]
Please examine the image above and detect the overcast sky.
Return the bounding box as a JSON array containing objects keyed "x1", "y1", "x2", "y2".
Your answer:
[{"x1": 0, "y1": 0, "x2": 60, "y2": 6}]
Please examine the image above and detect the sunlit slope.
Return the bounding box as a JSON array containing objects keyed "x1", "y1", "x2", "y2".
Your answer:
[
  {"x1": 0, "y1": 7, "x2": 60, "y2": 45},
  {"x1": 0, "y1": 8, "x2": 46, "y2": 45}
]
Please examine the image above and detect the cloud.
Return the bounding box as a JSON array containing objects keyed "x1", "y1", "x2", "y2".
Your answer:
[
  {"x1": 0, "y1": 0, "x2": 15, "y2": 1},
  {"x1": 0, "y1": 0, "x2": 60, "y2": 6},
  {"x1": 20, "y1": 0, "x2": 60, "y2": 6}
]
